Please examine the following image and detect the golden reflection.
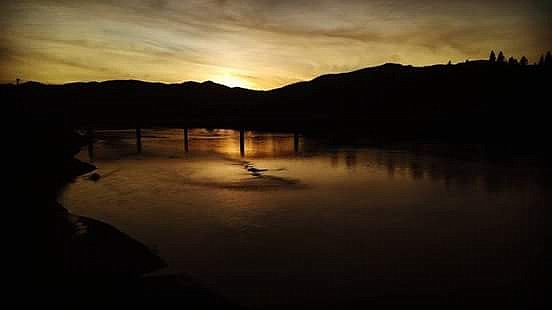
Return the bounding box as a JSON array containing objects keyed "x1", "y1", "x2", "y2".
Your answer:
[
  {"x1": 187, "y1": 128, "x2": 241, "y2": 156},
  {"x1": 245, "y1": 132, "x2": 297, "y2": 158},
  {"x1": 187, "y1": 129, "x2": 298, "y2": 158},
  {"x1": 84, "y1": 128, "x2": 544, "y2": 194}
]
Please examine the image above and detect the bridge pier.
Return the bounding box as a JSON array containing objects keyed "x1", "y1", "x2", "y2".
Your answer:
[
  {"x1": 240, "y1": 129, "x2": 245, "y2": 157},
  {"x1": 294, "y1": 132, "x2": 300, "y2": 153}
]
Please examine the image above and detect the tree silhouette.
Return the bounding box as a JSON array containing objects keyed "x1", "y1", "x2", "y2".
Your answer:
[
  {"x1": 520, "y1": 56, "x2": 528, "y2": 66},
  {"x1": 447, "y1": 60, "x2": 452, "y2": 65},
  {"x1": 489, "y1": 50, "x2": 496, "y2": 63},
  {"x1": 497, "y1": 51, "x2": 505, "y2": 64},
  {"x1": 508, "y1": 57, "x2": 518, "y2": 65},
  {"x1": 546, "y1": 51, "x2": 552, "y2": 66},
  {"x1": 538, "y1": 55, "x2": 545, "y2": 66}
]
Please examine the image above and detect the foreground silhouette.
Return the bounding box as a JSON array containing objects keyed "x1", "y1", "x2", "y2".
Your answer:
[
  {"x1": 7, "y1": 57, "x2": 551, "y2": 148},
  {"x1": 26, "y1": 119, "x2": 241, "y2": 305}
]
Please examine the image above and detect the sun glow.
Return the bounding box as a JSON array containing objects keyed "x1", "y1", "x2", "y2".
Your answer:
[{"x1": 212, "y1": 73, "x2": 251, "y2": 89}]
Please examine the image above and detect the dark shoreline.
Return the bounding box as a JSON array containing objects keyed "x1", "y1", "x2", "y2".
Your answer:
[{"x1": 26, "y1": 119, "x2": 241, "y2": 305}]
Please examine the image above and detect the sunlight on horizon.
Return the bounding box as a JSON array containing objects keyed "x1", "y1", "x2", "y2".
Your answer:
[
  {"x1": 1, "y1": 1, "x2": 550, "y2": 89},
  {"x1": 211, "y1": 73, "x2": 252, "y2": 89}
]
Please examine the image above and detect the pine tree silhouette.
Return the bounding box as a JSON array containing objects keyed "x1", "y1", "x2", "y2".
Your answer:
[
  {"x1": 545, "y1": 51, "x2": 552, "y2": 66},
  {"x1": 520, "y1": 56, "x2": 528, "y2": 66},
  {"x1": 497, "y1": 51, "x2": 505, "y2": 64},
  {"x1": 489, "y1": 50, "x2": 496, "y2": 63},
  {"x1": 508, "y1": 57, "x2": 518, "y2": 65}
]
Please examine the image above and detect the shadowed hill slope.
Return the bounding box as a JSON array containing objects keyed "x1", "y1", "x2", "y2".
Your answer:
[{"x1": 8, "y1": 61, "x2": 551, "y2": 142}]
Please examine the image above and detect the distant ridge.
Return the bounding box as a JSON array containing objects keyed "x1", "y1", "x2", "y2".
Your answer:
[
  {"x1": 2, "y1": 60, "x2": 490, "y2": 91},
  {"x1": 16, "y1": 79, "x2": 232, "y2": 89},
  {"x1": 7, "y1": 59, "x2": 551, "y2": 143}
]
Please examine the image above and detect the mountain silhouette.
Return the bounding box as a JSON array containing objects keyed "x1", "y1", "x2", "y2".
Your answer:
[{"x1": 8, "y1": 60, "x2": 551, "y2": 143}]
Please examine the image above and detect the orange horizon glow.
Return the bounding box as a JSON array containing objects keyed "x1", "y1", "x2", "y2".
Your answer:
[{"x1": 1, "y1": 1, "x2": 551, "y2": 90}]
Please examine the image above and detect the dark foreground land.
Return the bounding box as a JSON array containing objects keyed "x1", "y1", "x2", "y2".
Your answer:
[
  {"x1": 18, "y1": 61, "x2": 547, "y2": 306},
  {"x1": 26, "y1": 121, "x2": 242, "y2": 306}
]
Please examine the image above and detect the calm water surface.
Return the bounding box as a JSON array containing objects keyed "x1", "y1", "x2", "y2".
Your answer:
[{"x1": 62, "y1": 128, "x2": 544, "y2": 307}]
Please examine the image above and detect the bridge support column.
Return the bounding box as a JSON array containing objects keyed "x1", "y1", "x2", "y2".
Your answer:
[
  {"x1": 240, "y1": 129, "x2": 245, "y2": 157},
  {"x1": 294, "y1": 132, "x2": 300, "y2": 153}
]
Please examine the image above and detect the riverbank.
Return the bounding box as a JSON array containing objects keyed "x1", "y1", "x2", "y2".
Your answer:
[{"x1": 26, "y1": 117, "x2": 240, "y2": 305}]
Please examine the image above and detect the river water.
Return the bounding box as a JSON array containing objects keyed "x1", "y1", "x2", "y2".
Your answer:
[{"x1": 62, "y1": 128, "x2": 544, "y2": 307}]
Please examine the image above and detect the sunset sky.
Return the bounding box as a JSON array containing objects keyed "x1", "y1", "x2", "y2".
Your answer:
[{"x1": 1, "y1": 0, "x2": 551, "y2": 89}]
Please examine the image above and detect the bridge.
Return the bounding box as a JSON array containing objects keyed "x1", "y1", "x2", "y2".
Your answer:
[{"x1": 87, "y1": 127, "x2": 301, "y2": 161}]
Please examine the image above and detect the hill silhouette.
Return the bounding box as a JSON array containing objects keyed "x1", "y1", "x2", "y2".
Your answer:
[{"x1": 8, "y1": 59, "x2": 551, "y2": 144}]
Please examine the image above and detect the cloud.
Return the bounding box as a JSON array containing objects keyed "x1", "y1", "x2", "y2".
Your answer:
[{"x1": 1, "y1": 0, "x2": 551, "y2": 88}]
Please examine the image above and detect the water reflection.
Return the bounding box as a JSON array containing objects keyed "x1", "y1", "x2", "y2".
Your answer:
[
  {"x1": 89, "y1": 128, "x2": 303, "y2": 159},
  {"x1": 82, "y1": 128, "x2": 545, "y2": 194},
  {"x1": 67, "y1": 128, "x2": 545, "y2": 309}
]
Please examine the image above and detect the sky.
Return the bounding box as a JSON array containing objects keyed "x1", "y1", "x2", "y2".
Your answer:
[{"x1": 1, "y1": 0, "x2": 551, "y2": 89}]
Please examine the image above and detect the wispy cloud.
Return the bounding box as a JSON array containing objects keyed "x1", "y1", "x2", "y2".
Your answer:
[{"x1": 1, "y1": 0, "x2": 550, "y2": 88}]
